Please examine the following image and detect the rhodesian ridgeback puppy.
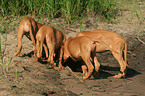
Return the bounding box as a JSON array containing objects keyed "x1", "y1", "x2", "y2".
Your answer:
[
  {"x1": 59, "y1": 36, "x2": 103, "y2": 79},
  {"x1": 13, "y1": 17, "x2": 43, "y2": 56},
  {"x1": 35, "y1": 25, "x2": 66, "y2": 66},
  {"x1": 76, "y1": 30, "x2": 129, "y2": 79}
]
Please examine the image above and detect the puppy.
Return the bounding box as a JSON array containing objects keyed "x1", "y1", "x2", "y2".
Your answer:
[
  {"x1": 35, "y1": 25, "x2": 66, "y2": 67},
  {"x1": 59, "y1": 36, "x2": 102, "y2": 79},
  {"x1": 13, "y1": 17, "x2": 43, "y2": 56},
  {"x1": 76, "y1": 30, "x2": 129, "y2": 78}
]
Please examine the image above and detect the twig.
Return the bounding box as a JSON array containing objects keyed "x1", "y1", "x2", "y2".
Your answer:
[
  {"x1": 136, "y1": 37, "x2": 145, "y2": 44},
  {"x1": 127, "y1": 51, "x2": 132, "y2": 54},
  {"x1": 65, "y1": 66, "x2": 84, "y2": 84}
]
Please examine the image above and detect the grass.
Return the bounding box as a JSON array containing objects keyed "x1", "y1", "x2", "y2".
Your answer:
[
  {"x1": 0, "y1": 32, "x2": 3, "y2": 74},
  {"x1": 1, "y1": 0, "x2": 144, "y2": 25},
  {"x1": 0, "y1": 26, "x2": 12, "y2": 78},
  {"x1": 0, "y1": 0, "x2": 118, "y2": 24},
  {"x1": 134, "y1": 0, "x2": 143, "y2": 25},
  {"x1": 117, "y1": 0, "x2": 144, "y2": 24},
  {"x1": 1, "y1": 0, "x2": 143, "y2": 32}
]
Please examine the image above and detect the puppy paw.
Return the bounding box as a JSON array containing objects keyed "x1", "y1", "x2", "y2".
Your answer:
[{"x1": 113, "y1": 73, "x2": 125, "y2": 79}]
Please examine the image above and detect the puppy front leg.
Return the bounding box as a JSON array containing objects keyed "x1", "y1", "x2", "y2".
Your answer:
[
  {"x1": 81, "y1": 64, "x2": 87, "y2": 76},
  {"x1": 58, "y1": 46, "x2": 64, "y2": 69},
  {"x1": 82, "y1": 57, "x2": 94, "y2": 79}
]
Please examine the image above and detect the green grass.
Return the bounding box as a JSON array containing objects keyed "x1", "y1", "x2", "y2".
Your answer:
[
  {"x1": 1, "y1": 0, "x2": 144, "y2": 25},
  {"x1": 0, "y1": 30, "x2": 12, "y2": 76},
  {"x1": 134, "y1": 0, "x2": 143, "y2": 25},
  {"x1": 0, "y1": 0, "x2": 118, "y2": 23}
]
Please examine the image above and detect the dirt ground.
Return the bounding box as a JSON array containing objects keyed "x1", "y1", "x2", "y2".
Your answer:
[
  {"x1": 1, "y1": 23, "x2": 145, "y2": 96},
  {"x1": 1, "y1": 2, "x2": 145, "y2": 95}
]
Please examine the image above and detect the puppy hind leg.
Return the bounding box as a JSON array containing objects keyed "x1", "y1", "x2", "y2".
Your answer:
[
  {"x1": 43, "y1": 44, "x2": 48, "y2": 58},
  {"x1": 46, "y1": 38, "x2": 55, "y2": 65},
  {"x1": 13, "y1": 30, "x2": 24, "y2": 56},
  {"x1": 93, "y1": 56, "x2": 100, "y2": 77},
  {"x1": 35, "y1": 39, "x2": 43, "y2": 61},
  {"x1": 91, "y1": 48, "x2": 100, "y2": 77},
  {"x1": 48, "y1": 47, "x2": 59, "y2": 71},
  {"x1": 112, "y1": 52, "x2": 127, "y2": 79},
  {"x1": 49, "y1": 49, "x2": 55, "y2": 64},
  {"x1": 27, "y1": 24, "x2": 37, "y2": 54}
]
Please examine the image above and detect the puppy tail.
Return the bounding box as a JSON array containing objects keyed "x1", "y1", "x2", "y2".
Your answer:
[{"x1": 124, "y1": 41, "x2": 129, "y2": 68}]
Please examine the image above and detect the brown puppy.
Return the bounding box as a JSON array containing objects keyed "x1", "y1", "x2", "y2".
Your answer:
[
  {"x1": 35, "y1": 25, "x2": 66, "y2": 66},
  {"x1": 76, "y1": 30, "x2": 129, "y2": 79},
  {"x1": 13, "y1": 17, "x2": 43, "y2": 56},
  {"x1": 59, "y1": 36, "x2": 101, "y2": 79}
]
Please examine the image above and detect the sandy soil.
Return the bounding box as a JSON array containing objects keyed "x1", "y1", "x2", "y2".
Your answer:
[
  {"x1": 1, "y1": 2, "x2": 145, "y2": 95},
  {"x1": 1, "y1": 23, "x2": 145, "y2": 96}
]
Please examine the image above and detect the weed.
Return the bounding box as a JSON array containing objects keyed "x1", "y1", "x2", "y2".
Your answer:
[
  {"x1": 0, "y1": 29, "x2": 12, "y2": 77},
  {"x1": 15, "y1": 68, "x2": 18, "y2": 80},
  {"x1": 135, "y1": 10, "x2": 143, "y2": 24}
]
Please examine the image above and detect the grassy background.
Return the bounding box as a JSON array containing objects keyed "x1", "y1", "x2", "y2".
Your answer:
[
  {"x1": 0, "y1": 0, "x2": 143, "y2": 35},
  {"x1": 0, "y1": 0, "x2": 118, "y2": 22}
]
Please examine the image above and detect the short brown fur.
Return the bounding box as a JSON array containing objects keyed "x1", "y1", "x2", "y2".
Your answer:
[
  {"x1": 76, "y1": 30, "x2": 129, "y2": 78},
  {"x1": 13, "y1": 17, "x2": 43, "y2": 56},
  {"x1": 35, "y1": 25, "x2": 66, "y2": 65},
  {"x1": 59, "y1": 36, "x2": 100, "y2": 79}
]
